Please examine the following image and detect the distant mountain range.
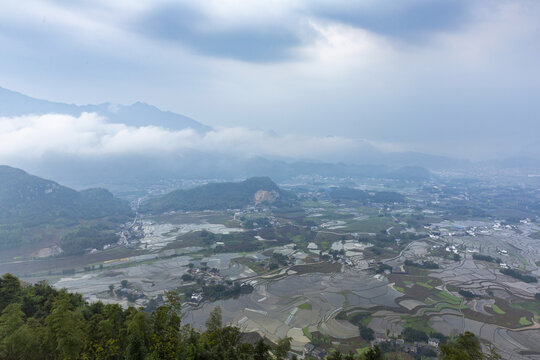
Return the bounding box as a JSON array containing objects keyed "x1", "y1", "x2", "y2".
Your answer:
[
  {"x1": 0, "y1": 86, "x2": 210, "y2": 132},
  {"x1": 143, "y1": 177, "x2": 294, "y2": 213},
  {"x1": 0, "y1": 166, "x2": 132, "y2": 249},
  {"x1": 1, "y1": 86, "x2": 537, "y2": 190}
]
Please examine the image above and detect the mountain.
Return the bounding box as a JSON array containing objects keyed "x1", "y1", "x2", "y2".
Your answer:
[
  {"x1": 0, "y1": 86, "x2": 210, "y2": 132},
  {"x1": 0, "y1": 166, "x2": 132, "y2": 249},
  {"x1": 8, "y1": 153, "x2": 436, "y2": 196},
  {"x1": 143, "y1": 177, "x2": 294, "y2": 213},
  {"x1": 0, "y1": 86, "x2": 466, "y2": 190}
]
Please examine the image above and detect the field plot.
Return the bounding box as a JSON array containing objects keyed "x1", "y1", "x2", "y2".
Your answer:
[{"x1": 183, "y1": 269, "x2": 402, "y2": 351}]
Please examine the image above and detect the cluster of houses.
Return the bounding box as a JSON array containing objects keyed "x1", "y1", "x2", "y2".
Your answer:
[
  {"x1": 303, "y1": 343, "x2": 327, "y2": 359},
  {"x1": 117, "y1": 221, "x2": 145, "y2": 248},
  {"x1": 115, "y1": 287, "x2": 145, "y2": 302},
  {"x1": 372, "y1": 333, "x2": 441, "y2": 355},
  {"x1": 301, "y1": 334, "x2": 440, "y2": 360},
  {"x1": 185, "y1": 265, "x2": 226, "y2": 286}
]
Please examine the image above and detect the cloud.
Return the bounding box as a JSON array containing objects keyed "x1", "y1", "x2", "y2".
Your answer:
[
  {"x1": 131, "y1": 0, "x2": 474, "y2": 62},
  {"x1": 0, "y1": 0, "x2": 539, "y2": 160},
  {"x1": 309, "y1": 0, "x2": 471, "y2": 42},
  {"x1": 135, "y1": 2, "x2": 312, "y2": 62},
  {"x1": 0, "y1": 113, "x2": 375, "y2": 161}
]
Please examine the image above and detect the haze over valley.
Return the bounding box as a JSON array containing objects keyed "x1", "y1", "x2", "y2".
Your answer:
[{"x1": 1, "y1": 1, "x2": 540, "y2": 359}]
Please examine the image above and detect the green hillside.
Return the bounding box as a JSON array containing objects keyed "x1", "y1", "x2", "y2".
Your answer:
[
  {"x1": 0, "y1": 166, "x2": 132, "y2": 249},
  {"x1": 143, "y1": 177, "x2": 294, "y2": 213}
]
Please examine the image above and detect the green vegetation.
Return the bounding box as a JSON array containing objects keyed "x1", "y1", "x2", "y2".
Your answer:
[
  {"x1": 436, "y1": 291, "x2": 462, "y2": 305},
  {"x1": 0, "y1": 166, "x2": 132, "y2": 249},
  {"x1": 401, "y1": 327, "x2": 428, "y2": 343},
  {"x1": 199, "y1": 283, "x2": 254, "y2": 301},
  {"x1": 440, "y1": 331, "x2": 494, "y2": 360},
  {"x1": 458, "y1": 289, "x2": 481, "y2": 299},
  {"x1": 402, "y1": 316, "x2": 432, "y2": 333},
  {"x1": 404, "y1": 260, "x2": 439, "y2": 269},
  {"x1": 342, "y1": 217, "x2": 394, "y2": 233},
  {"x1": 500, "y1": 268, "x2": 537, "y2": 283},
  {"x1": 509, "y1": 301, "x2": 540, "y2": 322},
  {"x1": 472, "y1": 254, "x2": 501, "y2": 263},
  {"x1": 491, "y1": 305, "x2": 506, "y2": 315},
  {"x1": 359, "y1": 325, "x2": 375, "y2": 342},
  {"x1": 298, "y1": 302, "x2": 312, "y2": 310},
  {"x1": 59, "y1": 225, "x2": 118, "y2": 255},
  {"x1": 302, "y1": 326, "x2": 312, "y2": 340},
  {"x1": 0, "y1": 265, "x2": 504, "y2": 360},
  {"x1": 519, "y1": 317, "x2": 532, "y2": 326},
  {"x1": 416, "y1": 281, "x2": 433, "y2": 289},
  {"x1": 0, "y1": 273, "x2": 299, "y2": 360},
  {"x1": 144, "y1": 177, "x2": 295, "y2": 212}
]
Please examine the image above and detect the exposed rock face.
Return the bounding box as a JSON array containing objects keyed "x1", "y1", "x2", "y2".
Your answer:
[
  {"x1": 32, "y1": 244, "x2": 63, "y2": 258},
  {"x1": 254, "y1": 190, "x2": 280, "y2": 204}
]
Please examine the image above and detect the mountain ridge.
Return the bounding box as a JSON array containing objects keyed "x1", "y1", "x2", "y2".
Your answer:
[
  {"x1": 0, "y1": 165, "x2": 132, "y2": 249},
  {"x1": 143, "y1": 176, "x2": 295, "y2": 213},
  {"x1": 0, "y1": 86, "x2": 210, "y2": 132}
]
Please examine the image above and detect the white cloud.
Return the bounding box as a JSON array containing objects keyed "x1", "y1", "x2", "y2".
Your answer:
[
  {"x1": 0, "y1": 113, "x2": 377, "y2": 161},
  {"x1": 0, "y1": 0, "x2": 539, "y2": 160}
]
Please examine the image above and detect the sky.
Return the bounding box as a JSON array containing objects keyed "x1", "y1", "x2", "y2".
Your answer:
[{"x1": 0, "y1": 0, "x2": 539, "y2": 160}]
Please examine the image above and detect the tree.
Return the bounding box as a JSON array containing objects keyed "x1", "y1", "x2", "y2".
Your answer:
[
  {"x1": 440, "y1": 332, "x2": 483, "y2": 360},
  {"x1": 121, "y1": 280, "x2": 129, "y2": 288},
  {"x1": 46, "y1": 295, "x2": 86, "y2": 359},
  {"x1": 149, "y1": 294, "x2": 182, "y2": 360},
  {"x1": 402, "y1": 327, "x2": 428, "y2": 342},
  {"x1": 274, "y1": 337, "x2": 291, "y2": 359},
  {"x1": 0, "y1": 274, "x2": 21, "y2": 312},
  {"x1": 364, "y1": 346, "x2": 382, "y2": 360},
  {"x1": 0, "y1": 313, "x2": 43, "y2": 360},
  {"x1": 327, "y1": 350, "x2": 343, "y2": 360},
  {"x1": 359, "y1": 325, "x2": 375, "y2": 341},
  {"x1": 253, "y1": 339, "x2": 271, "y2": 360},
  {"x1": 125, "y1": 311, "x2": 149, "y2": 360}
]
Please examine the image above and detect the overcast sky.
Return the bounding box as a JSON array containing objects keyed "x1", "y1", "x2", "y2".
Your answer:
[{"x1": 1, "y1": 0, "x2": 539, "y2": 160}]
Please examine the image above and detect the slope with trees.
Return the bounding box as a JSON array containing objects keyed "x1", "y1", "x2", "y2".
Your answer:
[
  {"x1": 143, "y1": 177, "x2": 295, "y2": 213},
  {"x1": 0, "y1": 166, "x2": 132, "y2": 249}
]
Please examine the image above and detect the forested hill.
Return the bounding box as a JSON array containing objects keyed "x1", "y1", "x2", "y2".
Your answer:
[
  {"x1": 0, "y1": 273, "x2": 497, "y2": 360},
  {"x1": 0, "y1": 166, "x2": 132, "y2": 249},
  {"x1": 0, "y1": 166, "x2": 131, "y2": 226},
  {"x1": 143, "y1": 177, "x2": 294, "y2": 213}
]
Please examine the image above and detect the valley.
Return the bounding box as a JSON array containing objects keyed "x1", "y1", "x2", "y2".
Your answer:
[{"x1": 2, "y1": 171, "x2": 539, "y2": 359}]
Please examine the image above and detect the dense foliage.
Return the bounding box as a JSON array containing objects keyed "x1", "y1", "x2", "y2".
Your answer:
[
  {"x1": 143, "y1": 177, "x2": 294, "y2": 213},
  {"x1": 0, "y1": 166, "x2": 132, "y2": 249},
  {"x1": 440, "y1": 332, "x2": 501, "y2": 360},
  {"x1": 500, "y1": 268, "x2": 537, "y2": 283},
  {"x1": 472, "y1": 254, "x2": 501, "y2": 263},
  {"x1": 0, "y1": 273, "x2": 289, "y2": 360},
  {"x1": 401, "y1": 327, "x2": 428, "y2": 343},
  {"x1": 458, "y1": 289, "x2": 481, "y2": 299},
  {"x1": 59, "y1": 225, "x2": 119, "y2": 255}
]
